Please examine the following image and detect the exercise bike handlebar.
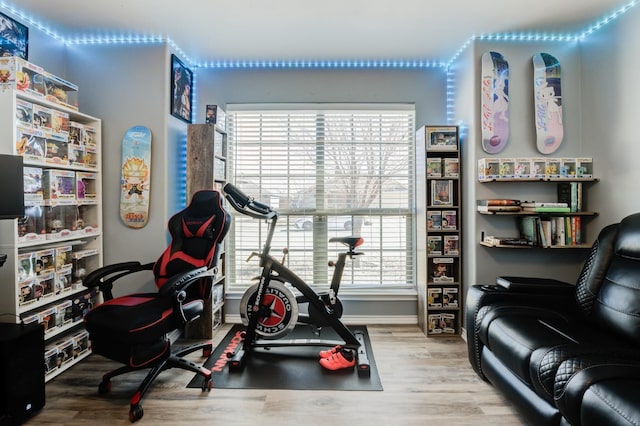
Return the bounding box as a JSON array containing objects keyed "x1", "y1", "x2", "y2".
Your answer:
[{"x1": 223, "y1": 182, "x2": 277, "y2": 220}]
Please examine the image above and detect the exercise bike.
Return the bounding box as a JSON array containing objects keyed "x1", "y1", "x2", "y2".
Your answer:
[{"x1": 223, "y1": 183, "x2": 371, "y2": 377}]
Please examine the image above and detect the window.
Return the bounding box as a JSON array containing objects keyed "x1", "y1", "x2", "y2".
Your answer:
[{"x1": 227, "y1": 104, "x2": 415, "y2": 292}]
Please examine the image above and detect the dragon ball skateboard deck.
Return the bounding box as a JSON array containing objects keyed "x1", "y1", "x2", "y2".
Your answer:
[
  {"x1": 533, "y1": 53, "x2": 563, "y2": 154},
  {"x1": 481, "y1": 51, "x2": 509, "y2": 154},
  {"x1": 119, "y1": 125, "x2": 151, "y2": 228}
]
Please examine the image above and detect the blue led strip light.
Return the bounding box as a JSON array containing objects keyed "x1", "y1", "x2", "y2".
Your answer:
[{"x1": 1, "y1": 0, "x2": 637, "y2": 70}]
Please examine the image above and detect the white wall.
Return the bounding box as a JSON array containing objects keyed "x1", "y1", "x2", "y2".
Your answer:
[
  {"x1": 64, "y1": 43, "x2": 185, "y2": 296},
  {"x1": 580, "y1": 5, "x2": 640, "y2": 228}
]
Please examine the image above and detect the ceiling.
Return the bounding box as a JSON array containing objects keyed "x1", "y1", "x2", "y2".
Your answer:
[{"x1": 5, "y1": 0, "x2": 633, "y2": 65}]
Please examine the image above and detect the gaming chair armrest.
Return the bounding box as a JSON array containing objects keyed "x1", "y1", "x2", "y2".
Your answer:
[
  {"x1": 83, "y1": 261, "x2": 155, "y2": 300},
  {"x1": 157, "y1": 266, "x2": 217, "y2": 325}
]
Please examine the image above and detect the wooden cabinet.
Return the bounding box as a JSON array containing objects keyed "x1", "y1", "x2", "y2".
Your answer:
[
  {"x1": 416, "y1": 125, "x2": 462, "y2": 337},
  {"x1": 185, "y1": 123, "x2": 227, "y2": 338},
  {"x1": 0, "y1": 89, "x2": 102, "y2": 382}
]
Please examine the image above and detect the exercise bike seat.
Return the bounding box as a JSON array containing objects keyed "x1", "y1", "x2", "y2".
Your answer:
[{"x1": 329, "y1": 236, "x2": 364, "y2": 252}]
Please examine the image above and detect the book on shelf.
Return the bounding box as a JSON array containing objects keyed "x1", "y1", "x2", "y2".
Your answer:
[
  {"x1": 520, "y1": 202, "x2": 568, "y2": 208},
  {"x1": 557, "y1": 182, "x2": 583, "y2": 212},
  {"x1": 483, "y1": 235, "x2": 533, "y2": 246},
  {"x1": 477, "y1": 199, "x2": 521, "y2": 206},
  {"x1": 522, "y1": 206, "x2": 571, "y2": 213},
  {"x1": 477, "y1": 205, "x2": 522, "y2": 212},
  {"x1": 427, "y1": 211, "x2": 442, "y2": 230},
  {"x1": 519, "y1": 215, "x2": 583, "y2": 247}
]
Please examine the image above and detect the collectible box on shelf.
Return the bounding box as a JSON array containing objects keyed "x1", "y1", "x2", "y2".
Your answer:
[
  {"x1": 56, "y1": 337, "x2": 75, "y2": 366},
  {"x1": 427, "y1": 211, "x2": 442, "y2": 230},
  {"x1": 75, "y1": 205, "x2": 99, "y2": 236},
  {"x1": 427, "y1": 287, "x2": 442, "y2": 308},
  {"x1": 427, "y1": 157, "x2": 442, "y2": 177},
  {"x1": 23, "y1": 166, "x2": 43, "y2": 202},
  {"x1": 73, "y1": 330, "x2": 90, "y2": 356},
  {"x1": 545, "y1": 158, "x2": 562, "y2": 179},
  {"x1": 430, "y1": 180, "x2": 453, "y2": 206},
  {"x1": 499, "y1": 158, "x2": 516, "y2": 179},
  {"x1": 442, "y1": 287, "x2": 459, "y2": 307},
  {"x1": 443, "y1": 158, "x2": 459, "y2": 177},
  {"x1": 51, "y1": 109, "x2": 70, "y2": 135},
  {"x1": 43, "y1": 71, "x2": 78, "y2": 111},
  {"x1": 428, "y1": 313, "x2": 443, "y2": 334},
  {"x1": 16, "y1": 98, "x2": 32, "y2": 127},
  {"x1": 55, "y1": 245, "x2": 73, "y2": 270},
  {"x1": 39, "y1": 306, "x2": 59, "y2": 333},
  {"x1": 441, "y1": 313, "x2": 457, "y2": 333},
  {"x1": 32, "y1": 104, "x2": 52, "y2": 131},
  {"x1": 18, "y1": 201, "x2": 46, "y2": 243},
  {"x1": 478, "y1": 158, "x2": 500, "y2": 180},
  {"x1": 44, "y1": 346, "x2": 59, "y2": 376},
  {"x1": 514, "y1": 158, "x2": 532, "y2": 178},
  {"x1": 45, "y1": 133, "x2": 69, "y2": 166},
  {"x1": 18, "y1": 252, "x2": 36, "y2": 281},
  {"x1": 37, "y1": 271, "x2": 55, "y2": 298},
  {"x1": 444, "y1": 235, "x2": 459, "y2": 255},
  {"x1": 532, "y1": 158, "x2": 546, "y2": 179},
  {"x1": 56, "y1": 299, "x2": 73, "y2": 324},
  {"x1": 0, "y1": 56, "x2": 46, "y2": 97},
  {"x1": 431, "y1": 257, "x2": 455, "y2": 283},
  {"x1": 82, "y1": 125, "x2": 97, "y2": 147},
  {"x1": 427, "y1": 235, "x2": 442, "y2": 255},
  {"x1": 35, "y1": 248, "x2": 55, "y2": 275},
  {"x1": 576, "y1": 157, "x2": 593, "y2": 178},
  {"x1": 441, "y1": 210, "x2": 457, "y2": 230},
  {"x1": 206, "y1": 104, "x2": 227, "y2": 131},
  {"x1": 16, "y1": 126, "x2": 46, "y2": 163},
  {"x1": 76, "y1": 172, "x2": 98, "y2": 203},
  {"x1": 44, "y1": 204, "x2": 76, "y2": 240},
  {"x1": 42, "y1": 169, "x2": 75, "y2": 202},
  {"x1": 56, "y1": 266, "x2": 73, "y2": 293}
]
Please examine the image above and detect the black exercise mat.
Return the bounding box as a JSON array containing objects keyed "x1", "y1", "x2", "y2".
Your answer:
[{"x1": 187, "y1": 324, "x2": 383, "y2": 391}]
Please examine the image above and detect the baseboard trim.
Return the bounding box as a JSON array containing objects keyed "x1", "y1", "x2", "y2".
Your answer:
[{"x1": 225, "y1": 314, "x2": 418, "y2": 325}]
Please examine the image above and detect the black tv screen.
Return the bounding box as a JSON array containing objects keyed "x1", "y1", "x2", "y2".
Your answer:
[{"x1": 0, "y1": 154, "x2": 25, "y2": 220}]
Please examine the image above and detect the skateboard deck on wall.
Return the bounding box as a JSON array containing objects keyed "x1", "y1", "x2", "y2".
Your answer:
[
  {"x1": 119, "y1": 125, "x2": 152, "y2": 228},
  {"x1": 533, "y1": 53, "x2": 563, "y2": 154},
  {"x1": 481, "y1": 51, "x2": 510, "y2": 154}
]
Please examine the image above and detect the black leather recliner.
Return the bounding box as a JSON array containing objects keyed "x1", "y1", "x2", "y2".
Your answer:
[
  {"x1": 466, "y1": 212, "x2": 640, "y2": 426},
  {"x1": 83, "y1": 190, "x2": 231, "y2": 422}
]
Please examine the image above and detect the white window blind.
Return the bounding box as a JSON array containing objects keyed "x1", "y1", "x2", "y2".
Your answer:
[{"x1": 227, "y1": 104, "x2": 415, "y2": 291}]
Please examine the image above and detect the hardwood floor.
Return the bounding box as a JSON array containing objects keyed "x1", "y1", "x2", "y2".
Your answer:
[{"x1": 30, "y1": 324, "x2": 526, "y2": 425}]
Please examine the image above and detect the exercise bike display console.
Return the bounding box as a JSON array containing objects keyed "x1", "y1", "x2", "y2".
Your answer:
[{"x1": 223, "y1": 183, "x2": 371, "y2": 377}]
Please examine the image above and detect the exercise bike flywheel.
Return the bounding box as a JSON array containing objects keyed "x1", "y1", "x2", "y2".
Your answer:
[{"x1": 240, "y1": 281, "x2": 299, "y2": 339}]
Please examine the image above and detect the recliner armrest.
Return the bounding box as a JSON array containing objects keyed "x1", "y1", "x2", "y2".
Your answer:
[
  {"x1": 495, "y1": 276, "x2": 574, "y2": 293},
  {"x1": 557, "y1": 361, "x2": 640, "y2": 425}
]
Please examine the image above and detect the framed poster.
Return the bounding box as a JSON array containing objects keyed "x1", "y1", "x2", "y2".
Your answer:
[
  {"x1": 170, "y1": 54, "x2": 192, "y2": 123},
  {"x1": 0, "y1": 12, "x2": 28, "y2": 59}
]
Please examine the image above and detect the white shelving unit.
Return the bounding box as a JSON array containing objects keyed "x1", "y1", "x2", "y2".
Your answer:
[{"x1": 0, "y1": 88, "x2": 102, "y2": 382}]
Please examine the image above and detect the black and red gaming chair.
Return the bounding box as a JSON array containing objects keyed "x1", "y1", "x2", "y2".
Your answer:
[{"x1": 83, "y1": 189, "x2": 231, "y2": 422}]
